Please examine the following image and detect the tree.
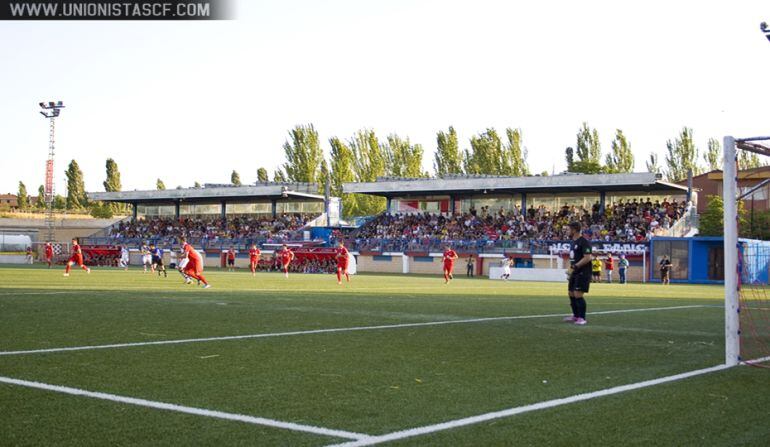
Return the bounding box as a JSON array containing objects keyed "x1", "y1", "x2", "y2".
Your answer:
[
  {"x1": 36, "y1": 185, "x2": 46, "y2": 208},
  {"x1": 738, "y1": 150, "x2": 766, "y2": 170},
  {"x1": 328, "y1": 136, "x2": 358, "y2": 217},
  {"x1": 273, "y1": 168, "x2": 287, "y2": 183},
  {"x1": 434, "y1": 126, "x2": 463, "y2": 176},
  {"x1": 569, "y1": 122, "x2": 603, "y2": 173},
  {"x1": 646, "y1": 153, "x2": 660, "y2": 174},
  {"x1": 664, "y1": 127, "x2": 702, "y2": 182},
  {"x1": 53, "y1": 194, "x2": 66, "y2": 210},
  {"x1": 698, "y1": 195, "x2": 747, "y2": 237},
  {"x1": 350, "y1": 129, "x2": 386, "y2": 215},
  {"x1": 605, "y1": 130, "x2": 634, "y2": 173},
  {"x1": 382, "y1": 134, "x2": 425, "y2": 178},
  {"x1": 231, "y1": 170, "x2": 242, "y2": 186},
  {"x1": 193, "y1": 181, "x2": 201, "y2": 188},
  {"x1": 565, "y1": 147, "x2": 575, "y2": 169},
  {"x1": 257, "y1": 167, "x2": 269, "y2": 183},
  {"x1": 504, "y1": 128, "x2": 529, "y2": 176},
  {"x1": 156, "y1": 179, "x2": 166, "y2": 190},
  {"x1": 65, "y1": 160, "x2": 88, "y2": 210},
  {"x1": 103, "y1": 158, "x2": 123, "y2": 213},
  {"x1": 89, "y1": 202, "x2": 114, "y2": 218},
  {"x1": 463, "y1": 128, "x2": 506, "y2": 175},
  {"x1": 703, "y1": 138, "x2": 722, "y2": 171},
  {"x1": 280, "y1": 124, "x2": 323, "y2": 184},
  {"x1": 17, "y1": 181, "x2": 29, "y2": 210}
]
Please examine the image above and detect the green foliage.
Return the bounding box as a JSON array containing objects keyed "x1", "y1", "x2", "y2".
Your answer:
[
  {"x1": 103, "y1": 159, "x2": 124, "y2": 214},
  {"x1": 328, "y1": 137, "x2": 359, "y2": 218},
  {"x1": 646, "y1": 152, "x2": 660, "y2": 174},
  {"x1": 540, "y1": 171, "x2": 549, "y2": 176},
  {"x1": 273, "y1": 168, "x2": 287, "y2": 183},
  {"x1": 504, "y1": 128, "x2": 529, "y2": 176},
  {"x1": 36, "y1": 185, "x2": 46, "y2": 208},
  {"x1": 567, "y1": 123, "x2": 604, "y2": 173},
  {"x1": 231, "y1": 170, "x2": 242, "y2": 186},
  {"x1": 464, "y1": 128, "x2": 505, "y2": 175},
  {"x1": 89, "y1": 202, "x2": 114, "y2": 218},
  {"x1": 664, "y1": 127, "x2": 702, "y2": 182},
  {"x1": 103, "y1": 159, "x2": 122, "y2": 193},
  {"x1": 350, "y1": 129, "x2": 386, "y2": 215},
  {"x1": 257, "y1": 168, "x2": 269, "y2": 183},
  {"x1": 17, "y1": 181, "x2": 29, "y2": 210},
  {"x1": 565, "y1": 147, "x2": 574, "y2": 169},
  {"x1": 156, "y1": 179, "x2": 166, "y2": 190},
  {"x1": 434, "y1": 126, "x2": 462, "y2": 176},
  {"x1": 605, "y1": 130, "x2": 634, "y2": 173},
  {"x1": 193, "y1": 181, "x2": 201, "y2": 189},
  {"x1": 698, "y1": 195, "x2": 747, "y2": 237},
  {"x1": 703, "y1": 138, "x2": 721, "y2": 171},
  {"x1": 738, "y1": 150, "x2": 766, "y2": 170},
  {"x1": 383, "y1": 134, "x2": 425, "y2": 178},
  {"x1": 53, "y1": 194, "x2": 66, "y2": 210},
  {"x1": 65, "y1": 160, "x2": 88, "y2": 210},
  {"x1": 281, "y1": 124, "x2": 323, "y2": 184}
]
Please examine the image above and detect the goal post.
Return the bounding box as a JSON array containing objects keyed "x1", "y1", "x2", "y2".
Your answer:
[
  {"x1": 723, "y1": 136, "x2": 739, "y2": 366},
  {"x1": 723, "y1": 135, "x2": 770, "y2": 367}
]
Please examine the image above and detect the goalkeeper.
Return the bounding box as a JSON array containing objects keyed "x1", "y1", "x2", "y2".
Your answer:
[{"x1": 564, "y1": 221, "x2": 593, "y2": 325}]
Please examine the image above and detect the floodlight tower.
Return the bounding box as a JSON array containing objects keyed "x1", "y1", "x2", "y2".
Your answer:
[
  {"x1": 39, "y1": 101, "x2": 65, "y2": 242},
  {"x1": 762, "y1": 22, "x2": 770, "y2": 42}
]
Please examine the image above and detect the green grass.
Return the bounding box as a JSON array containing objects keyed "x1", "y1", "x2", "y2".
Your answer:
[{"x1": 0, "y1": 266, "x2": 768, "y2": 446}]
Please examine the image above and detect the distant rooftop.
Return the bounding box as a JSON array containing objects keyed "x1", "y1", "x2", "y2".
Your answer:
[
  {"x1": 88, "y1": 182, "x2": 326, "y2": 204},
  {"x1": 344, "y1": 172, "x2": 687, "y2": 197}
]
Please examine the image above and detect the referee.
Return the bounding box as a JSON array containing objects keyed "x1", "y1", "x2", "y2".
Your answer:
[{"x1": 565, "y1": 221, "x2": 592, "y2": 325}]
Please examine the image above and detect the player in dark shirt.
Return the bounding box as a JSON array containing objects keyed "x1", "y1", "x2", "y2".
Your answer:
[
  {"x1": 150, "y1": 244, "x2": 167, "y2": 277},
  {"x1": 565, "y1": 221, "x2": 592, "y2": 325},
  {"x1": 659, "y1": 255, "x2": 672, "y2": 285}
]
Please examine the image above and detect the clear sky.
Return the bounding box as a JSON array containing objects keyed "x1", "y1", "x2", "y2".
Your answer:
[{"x1": 1, "y1": 0, "x2": 769, "y2": 195}]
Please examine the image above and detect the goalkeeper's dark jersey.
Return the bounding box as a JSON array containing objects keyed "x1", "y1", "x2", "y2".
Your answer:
[{"x1": 570, "y1": 236, "x2": 592, "y2": 275}]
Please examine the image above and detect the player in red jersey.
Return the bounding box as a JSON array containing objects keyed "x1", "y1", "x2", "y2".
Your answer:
[
  {"x1": 64, "y1": 238, "x2": 90, "y2": 276},
  {"x1": 248, "y1": 243, "x2": 261, "y2": 276},
  {"x1": 44, "y1": 242, "x2": 54, "y2": 268},
  {"x1": 335, "y1": 241, "x2": 350, "y2": 285},
  {"x1": 278, "y1": 244, "x2": 294, "y2": 278},
  {"x1": 180, "y1": 237, "x2": 210, "y2": 288},
  {"x1": 226, "y1": 246, "x2": 236, "y2": 272},
  {"x1": 442, "y1": 245, "x2": 458, "y2": 284}
]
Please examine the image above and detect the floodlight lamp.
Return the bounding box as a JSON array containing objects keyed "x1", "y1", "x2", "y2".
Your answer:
[
  {"x1": 761, "y1": 22, "x2": 768, "y2": 32},
  {"x1": 48, "y1": 101, "x2": 55, "y2": 107},
  {"x1": 57, "y1": 101, "x2": 63, "y2": 106},
  {"x1": 39, "y1": 102, "x2": 45, "y2": 108}
]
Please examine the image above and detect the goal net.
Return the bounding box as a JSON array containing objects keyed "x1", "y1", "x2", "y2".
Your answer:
[{"x1": 724, "y1": 136, "x2": 770, "y2": 367}]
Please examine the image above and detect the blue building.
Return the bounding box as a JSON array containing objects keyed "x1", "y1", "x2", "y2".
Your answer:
[{"x1": 649, "y1": 236, "x2": 770, "y2": 284}]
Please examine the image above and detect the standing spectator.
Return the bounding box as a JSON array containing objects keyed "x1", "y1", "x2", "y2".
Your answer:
[
  {"x1": 618, "y1": 254, "x2": 629, "y2": 284},
  {"x1": 659, "y1": 255, "x2": 672, "y2": 285},
  {"x1": 605, "y1": 253, "x2": 614, "y2": 283},
  {"x1": 591, "y1": 255, "x2": 602, "y2": 283},
  {"x1": 466, "y1": 256, "x2": 475, "y2": 277},
  {"x1": 25, "y1": 246, "x2": 33, "y2": 264}
]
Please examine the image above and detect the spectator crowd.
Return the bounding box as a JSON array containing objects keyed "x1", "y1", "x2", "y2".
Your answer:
[
  {"x1": 351, "y1": 198, "x2": 690, "y2": 252},
  {"x1": 107, "y1": 214, "x2": 316, "y2": 245}
]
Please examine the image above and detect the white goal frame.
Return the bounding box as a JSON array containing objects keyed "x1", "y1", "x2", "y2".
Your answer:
[{"x1": 723, "y1": 135, "x2": 770, "y2": 366}]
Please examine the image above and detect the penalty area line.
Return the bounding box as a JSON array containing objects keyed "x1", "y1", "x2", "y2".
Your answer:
[
  {"x1": 326, "y1": 363, "x2": 736, "y2": 447},
  {"x1": 0, "y1": 376, "x2": 370, "y2": 441},
  {"x1": 0, "y1": 304, "x2": 707, "y2": 357}
]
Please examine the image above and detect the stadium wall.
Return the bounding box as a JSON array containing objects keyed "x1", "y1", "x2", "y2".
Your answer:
[{"x1": 0, "y1": 218, "x2": 123, "y2": 243}]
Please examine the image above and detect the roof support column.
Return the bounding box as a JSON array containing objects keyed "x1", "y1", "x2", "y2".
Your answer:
[
  {"x1": 449, "y1": 195, "x2": 455, "y2": 214},
  {"x1": 221, "y1": 200, "x2": 227, "y2": 221},
  {"x1": 521, "y1": 193, "x2": 527, "y2": 214},
  {"x1": 271, "y1": 199, "x2": 277, "y2": 218},
  {"x1": 174, "y1": 201, "x2": 180, "y2": 220},
  {"x1": 386, "y1": 197, "x2": 392, "y2": 213},
  {"x1": 599, "y1": 191, "x2": 606, "y2": 215},
  {"x1": 132, "y1": 203, "x2": 138, "y2": 219}
]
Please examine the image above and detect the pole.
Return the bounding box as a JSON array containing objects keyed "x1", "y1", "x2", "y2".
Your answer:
[
  {"x1": 44, "y1": 117, "x2": 56, "y2": 242},
  {"x1": 723, "y1": 136, "x2": 740, "y2": 366}
]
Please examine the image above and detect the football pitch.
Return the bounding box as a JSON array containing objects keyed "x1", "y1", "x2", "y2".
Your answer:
[{"x1": 1, "y1": 266, "x2": 768, "y2": 446}]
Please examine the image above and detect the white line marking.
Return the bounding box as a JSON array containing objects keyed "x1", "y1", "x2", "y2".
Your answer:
[
  {"x1": 0, "y1": 291, "x2": 79, "y2": 296},
  {"x1": 326, "y1": 363, "x2": 735, "y2": 447},
  {"x1": 743, "y1": 355, "x2": 770, "y2": 365},
  {"x1": 0, "y1": 305, "x2": 706, "y2": 357},
  {"x1": 0, "y1": 376, "x2": 369, "y2": 441}
]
